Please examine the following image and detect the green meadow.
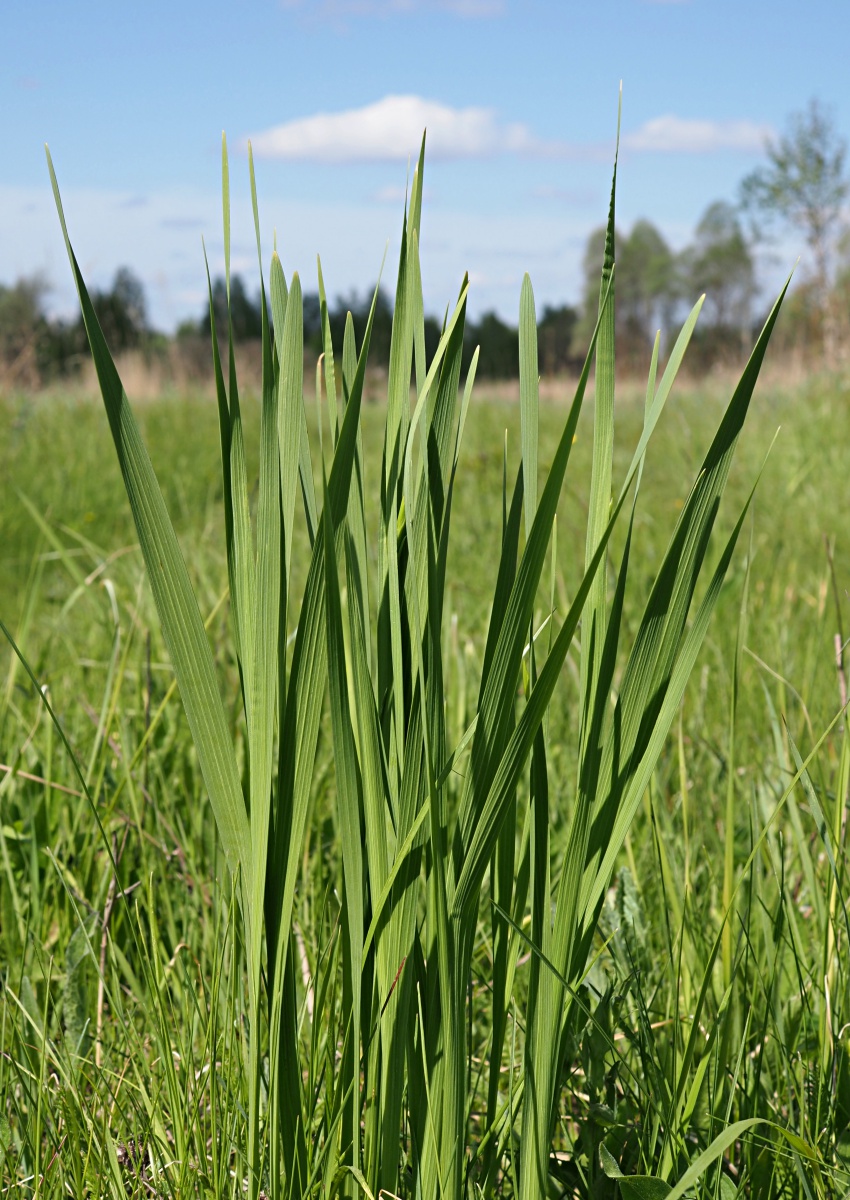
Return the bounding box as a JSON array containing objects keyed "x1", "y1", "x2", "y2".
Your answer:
[
  {"x1": 1, "y1": 144, "x2": 849, "y2": 1199},
  {"x1": 3, "y1": 376, "x2": 846, "y2": 772}
]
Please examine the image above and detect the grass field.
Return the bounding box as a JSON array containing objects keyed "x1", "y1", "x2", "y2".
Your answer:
[
  {"x1": 1, "y1": 367, "x2": 849, "y2": 1197},
  {"x1": 2, "y1": 371, "x2": 846, "y2": 744},
  {"x1": 2, "y1": 144, "x2": 850, "y2": 1198}
]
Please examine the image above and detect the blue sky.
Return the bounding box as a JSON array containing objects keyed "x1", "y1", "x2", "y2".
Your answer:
[{"x1": 2, "y1": 0, "x2": 847, "y2": 331}]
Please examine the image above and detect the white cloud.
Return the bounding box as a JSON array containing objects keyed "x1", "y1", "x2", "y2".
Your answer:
[
  {"x1": 248, "y1": 95, "x2": 555, "y2": 163},
  {"x1": 372, "y1": 184, "x2": 410, "y2": 204},
  {"x1": 623, "y1": 115, "x2": 774, "y2": 154},
  {"x1": 248, "y1": 99, "x2": 772, "y2": 167},
  {"x1": 281, "y1": 0, "x2": 504, "y2": 17}
]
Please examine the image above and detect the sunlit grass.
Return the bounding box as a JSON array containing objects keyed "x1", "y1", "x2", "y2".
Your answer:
[{"x1": 1, "y1": 128, "x2": 849, "y2": 1200}]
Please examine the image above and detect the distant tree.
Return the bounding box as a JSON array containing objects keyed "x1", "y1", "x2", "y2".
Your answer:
[
  {"x1": 176, "y1": 318, "x2": 200, "y2": 341},
  {"x1": 830, "y1": 227, "x2": 850, "y2": 352},
  {"x1": 573, "y1": 221, "x2": 677, "y2": 367},
  {"x1": 464, "y1": 311, "x2": 519, "y2": 379},
  {"x1": 681, "y1": 201, "x2": 756, "y2": 361},
  {"x1": 206, "y1": 274, "x2": 264, "y2": 343},
  {"x1": 572, "y1": 226, "x2": 607, "y2": 356},
  {"x1": 327, "y1": 286, "x2": 394, "y2": 367},
  {"x1": 834, "y1": 227, "x2": 850, "y2": 302},
  {"x1": 740, "y1": 99, "x2": 848, "y2": 354},
  {"x1": 302, "y1": 286, "x2": 441, "y2": 383},
  {"x1": 38, "y1": 317, "x2": 85, "y2": 379},
  {"x1": 0, "y1": 274, "x2": 87, "y2": 385},
  {"x1": 537, "y1": 304, "x2": 579, "y2": 375},
  {"x1": 189, "y1": 275, "x2": 554, "y2": 384},
  {"x1": 618, "y1": 219, "x2": 677, "y2": 352},
  {"x1": 302, "y1": 292, "x2": 322, "y2": 355},
  {"x1": 423, "y1": 313, "x2": 443, "y2": 368},
  {"x1": 89, "y1": 266, "x2": 149, "y2": 353},
  {"x1": 0, "y1": 276, "x2": 49, "y2": 383},
  {"x1": 198, "y1": 281, "x2": 434, "y2": 379},
  {"x1": 112, "y1": 267, "x2": 147, "y2": 334},
  {"x1": 686, "y1": 202, "x2": 755, "y2": 326}
]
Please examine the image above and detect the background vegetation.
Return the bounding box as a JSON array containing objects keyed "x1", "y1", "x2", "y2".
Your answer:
[
  {"x1": 1, "y1": 111, "x2": 850, "y2": 1199},
  {"x1": 3, "y1": 99, "x2": 850, "y2": 393},
  {"x1": 2, "y1": 371, "x2": 850, "y2": 1197}
]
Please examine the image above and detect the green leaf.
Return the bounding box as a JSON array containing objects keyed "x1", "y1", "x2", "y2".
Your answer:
[
  {"x1": 64, "y1": 916, "x2": 97, "y2": 1065},
  {"x1": 519, "y1": 272, "x2": 539, "y2": 536},
  {"x1": 580, "y1": 110, "x2": 618, "y2": 729},
  {"x1": 458, "y1": 271, "x2": 613, "y2": 864},
  {"x1": 46, "y1": 148, "x2": 249, "y2": 881},
  {"x1": 619, "y1": 1177, "x2": 673, "y2": 1199},
  {"x1": 278, "y1": 271, "x2": 305, "y2": 597},
  {"x1": 601, "y1": 1143, "x2": 624, "y2": 1178},
  {"x1": 665, "y1": 1119, "x2": 763, "y2": 1200},
  {"x1": 322, "y1": 468, "x2": 364, "y2": 1178},
  {"x1": 0, "y1": 1114, "x2": 11, "y2": 1175},
  {"x1": 267, "y1": 275, "x2": 382, "y2": 978}
]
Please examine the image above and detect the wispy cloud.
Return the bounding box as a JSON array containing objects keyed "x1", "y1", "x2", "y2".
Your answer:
[
  {"x1": 281, "y1": 0, "x2": 504, "y2": 17},
  {"x1": 248, "y1": 95, "x2": 559, "y2": 163},
  {"x1": 248, "y1": 98, "x2": 773, "y2": 166},
  {"x1": 371, "y1": 183, "x2": 437, "y2": 205},
  {"x1": 623, "y1": 115, "x2": 774, "y2": 153}
]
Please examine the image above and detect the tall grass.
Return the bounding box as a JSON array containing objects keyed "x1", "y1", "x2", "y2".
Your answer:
[{"x1": 1, "y1": 124, "x2": 848, "y2": 1199}]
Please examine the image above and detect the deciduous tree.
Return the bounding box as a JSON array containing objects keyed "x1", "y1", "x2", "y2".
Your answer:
[{"x1": 740, "y1": 99, "x2": 848, "y2": 356}]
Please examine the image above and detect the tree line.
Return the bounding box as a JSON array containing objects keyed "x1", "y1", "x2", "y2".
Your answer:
[
  {"x1": 0, "y1": 267, "x2": 152, "y2": 390},
  {"x1": 174, "y1": 277, "x2": 580, "y2": 380},
  {"x1": 2, "y1": 99, "x2": 848, "y2": 389}
]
